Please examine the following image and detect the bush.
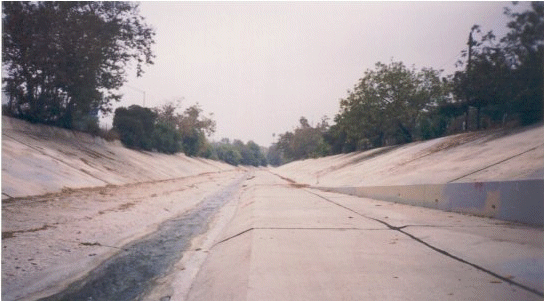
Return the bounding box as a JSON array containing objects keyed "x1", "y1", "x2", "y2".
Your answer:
[
  {"x1": 113, "y1": 105, "x2": 157, "y2": 150},
  {"x1": 152, "y1": 122, "x2": 182, "y2": 154}
]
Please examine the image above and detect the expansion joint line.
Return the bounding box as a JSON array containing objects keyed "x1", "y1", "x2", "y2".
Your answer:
[
  {"x1": 212, "y1": 228, "x2": 255, "y2": 248},
  {"x1": 211, "y1": 226, "x2": 382, "y2": 249},
  {"x1": 448, "y1": 142, "x2": 544, "y2": 183},
  {"x1": 304, "y1": 189, "x2": 544, "y2": 298}
]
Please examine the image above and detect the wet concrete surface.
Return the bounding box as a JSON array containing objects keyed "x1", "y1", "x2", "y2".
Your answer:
[{"x1": 38, "y1": 174, "x2": 247, "y2": 301}]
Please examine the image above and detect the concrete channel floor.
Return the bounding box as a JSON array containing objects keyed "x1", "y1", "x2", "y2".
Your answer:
[{"x1": 186, "y1": 170, "x2": 543, "y2": 301}]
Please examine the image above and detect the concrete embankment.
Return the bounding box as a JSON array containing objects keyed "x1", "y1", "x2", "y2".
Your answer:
[
  {"x1": 273, "y1": 124, "x2": 544, "y2": 225},
  {"x1": 2, "y1": 116, "x2": 236, "y2": 198}
]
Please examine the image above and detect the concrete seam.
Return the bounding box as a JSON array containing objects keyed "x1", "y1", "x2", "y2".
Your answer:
[
  {"x1": 305, "y1": 188, "x2": 544, "y2": 298},
  {"x1": 253, "y1": 227, "x2": 383, "y2": 231},
  {"x1": 212, "y1": 228, "x2": 255, "y2": 247},
  {"x1": 448, "y1": 143, "x2": 544, "y2": 183},
  {"x1": 211, "y1": 226, "x2": 389, "y2": 248},
  {"x1": 400, "y1": 224, "x2": 514, "y2": 229}
]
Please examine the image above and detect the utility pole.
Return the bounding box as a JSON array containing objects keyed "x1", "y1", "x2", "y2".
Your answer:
[
  {"x1": 125, "y1": 85, "x2": 146, "y2": 107},
  {"x1": 467, "y1": 25, "x2": 483, "y2": 130},
  {"x1": 468, "y1": 30, "x2": 473, "y2": 73},
  {"x1": 465, "y1": 26, "x2": 478, "y2": 131}
]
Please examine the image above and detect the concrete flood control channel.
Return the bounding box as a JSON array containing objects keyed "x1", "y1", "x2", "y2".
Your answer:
[{"x1": 37, "y1": 174, "x2": 248, "y2": 301}]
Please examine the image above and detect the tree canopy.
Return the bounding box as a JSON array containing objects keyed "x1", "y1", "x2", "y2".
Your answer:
[
  {"x1": 269, "y1": 2, "x2": 542, "y2": 163},
  {"x1": 113, "y1": 105, "x2": 157, "y2": 151},
  {"x1": 452, "y1": 2, "x2": 543, "y2": 128},
  {"x1": 331, "y1": 61, "x2": 448, "y2": 150},
  {"x1": 275, "y1": 116, "x2": 330, "y2": 163},
  {"x1": 211, "y1": 138, "x2": 267, "y2": 167},
  {"x1": 154, "y1": 101, "x2": 216, "y2": 156},
  {"x1": 112, "y1": 100, "x2": 217, "y2": 156},
  {"x1": 2, "y1": 2, "x2": 155, "y2": 130}
]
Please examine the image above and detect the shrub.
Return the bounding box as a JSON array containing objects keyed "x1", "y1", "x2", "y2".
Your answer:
[{"x1": 113, "y1": 105, "x2": 157, "y2": 150}]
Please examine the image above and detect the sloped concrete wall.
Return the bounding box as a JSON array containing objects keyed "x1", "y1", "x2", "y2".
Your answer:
[
  {"x1": 275, "y1": 124, "x2": 544, "y2": 226},
  {"x1": 317, "y1": 179, "x2": 544, "y2": 226},
  {"x1": 2, "y1": 116, "x2": 236, "y2": 198}
]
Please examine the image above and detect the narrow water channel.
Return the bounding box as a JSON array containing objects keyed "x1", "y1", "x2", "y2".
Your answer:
[{"x1": 39, "y1": 174, "x2": 247, "y2": 301}]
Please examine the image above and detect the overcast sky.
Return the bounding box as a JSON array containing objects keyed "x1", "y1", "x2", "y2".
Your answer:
[{"x1": 104, "y1": 1, "x2": 522, "y2": 147}]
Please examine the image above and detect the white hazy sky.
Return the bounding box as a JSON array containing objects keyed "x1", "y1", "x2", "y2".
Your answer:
[{"x1": 104, "y1": 1, "x2": 523, "y2": 147}]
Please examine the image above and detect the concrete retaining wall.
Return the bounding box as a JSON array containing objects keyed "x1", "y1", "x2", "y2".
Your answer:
[{"x1": 316, "y1": 179, "x2": 544, "y2": 226}]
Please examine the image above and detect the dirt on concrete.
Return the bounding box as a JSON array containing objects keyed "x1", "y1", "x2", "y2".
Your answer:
[
  {"x1": 2, "y1": 170, "x2": 246, "y2": 301},
  {"x1": 36, "y1": 174, "x2": 247, "y2": 301}
]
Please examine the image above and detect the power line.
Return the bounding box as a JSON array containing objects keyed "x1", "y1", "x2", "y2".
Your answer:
[{"x1": 124, "y1": 84, "x2": 146, "y2": 107}]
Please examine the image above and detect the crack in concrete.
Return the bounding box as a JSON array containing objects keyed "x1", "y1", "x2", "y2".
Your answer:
[
  {"x1": 305, "y1": 189, "x2": 544, "y2": 298},
  {"x1": 400, "y1": 224, "x2": 519, "y2": 228}
]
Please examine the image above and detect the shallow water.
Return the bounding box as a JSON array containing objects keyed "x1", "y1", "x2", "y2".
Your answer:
[{"x1": 39, "y1": 174, "x2": 247, "y2": 301}]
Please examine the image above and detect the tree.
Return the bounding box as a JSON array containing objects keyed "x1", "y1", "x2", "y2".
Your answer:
[
  {"x1": 212, "y1": 139, "x2": 243, "y2": 166},
  {"x1": 2, "y1": 2, "x2": 155, "y2": 129},
  {"x1": 210, "y1": 139, "x2": 267, "y2": 166},
  {"x1": 501, "y1": 2, "x2": 543, "y2": 125},
  {"x1": 453, "y1": 2, "x2": 543, "y2": 127},
  {"x1": 152, "y1": 122, "x2": 181, "y2": 154},
  {"x1": 153, "y1": 100, "x2": 216, "y2": 156},
  {"x1": 178, "y1": 104, "x2": 216, "y2": 156},
  {"x1": 266, "y1": 143, "x2": 283, "y2": 166},
  {"x1": 221, "y1": 147, "x2": 243, "y2": 166},
  {"x1": 113, "y1": 105, "x2": 157, "y2": 150},
  {"x1": 276, "y1": 116, "x2": 330, "y2": 162},
  {"x1": 243, "y1": 141, "x2": 267, "y2": 166},
  {"x1": 334, "y1": 61, "x2": 447, "y2": 150}
]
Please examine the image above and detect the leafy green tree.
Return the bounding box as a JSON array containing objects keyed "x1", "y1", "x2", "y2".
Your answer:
[
  {"x1": 323, "y1": 123, "x2": 354, "y2": 154},
  {"x1": 276, "y1": 116, "x2": 330, "y2": 162},
  {"x1": 244, "y1": 141, "x2": 267, "y2": 166},
  {"x1": 113, "y1": 105, "x2": 157, "y2": 150},
  {"x1": 211, "y1": 139, "x2": 267, "y2": 166},
  {"x1": 152, "y1": 122, "x2": 181, "y2": 154},
  {"x1": 222, "y1": 147, "x2": 243, "y2": 166},
  {"x1": 153, "y1": 100, "x2": 216, "y2": 156},
  {"x1": 265, "y1": 143, "x2": 283, "y2": 166},
  {"x1": 334, "y1": 61, "x2": 447, "y2": 150},
  {"x1": 232, "y1": 140, "x2": 260, "y2": 166},
  {"x1": 502, "y1": 2, "x2": 543, "y2": 124},
  {"x1": 178, "y1": 104, "x2": 215, "y2": 156},
  {"x1": 2, "y1": 2, "x2": 155, "y2": 129},
  {"x1": 453, "y1": 26, "x2": 516, "y2": 129},
  {"x1": 453, "y1": 2, "x2": 543, "y2": 127},
  {"x1": 212, "y1": 139, "x2": 243, "y2": 166}
]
